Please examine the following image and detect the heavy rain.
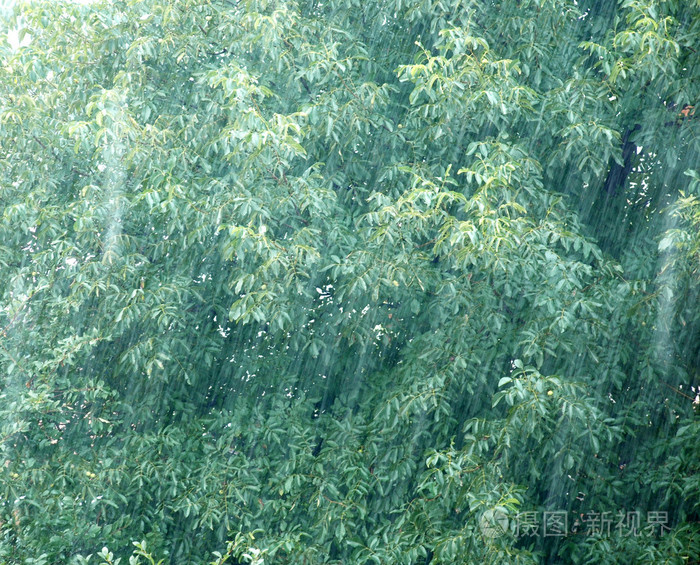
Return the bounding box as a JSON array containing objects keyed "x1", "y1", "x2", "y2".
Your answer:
[{"x1": 0, "y1": 0, "x2": 698, "y2": 563}]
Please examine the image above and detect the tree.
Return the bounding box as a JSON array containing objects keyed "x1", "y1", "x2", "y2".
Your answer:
[{"x1": 0, "y1": 0, "x2": 698, "y2": 563}]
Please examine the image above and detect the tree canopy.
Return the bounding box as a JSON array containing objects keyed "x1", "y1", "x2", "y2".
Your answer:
[{"x1": 0, "y1": 0, "x2": 699, "y2": 563}]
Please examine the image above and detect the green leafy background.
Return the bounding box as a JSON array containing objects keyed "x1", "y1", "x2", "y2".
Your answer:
[{"x1": 0, "y1": 0, "x2": 698, "y2": 563}]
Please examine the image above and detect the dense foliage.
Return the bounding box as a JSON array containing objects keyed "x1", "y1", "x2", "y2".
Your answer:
[{"x1": 1, "y1": 0, "x2": 699, "y2": 563}]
